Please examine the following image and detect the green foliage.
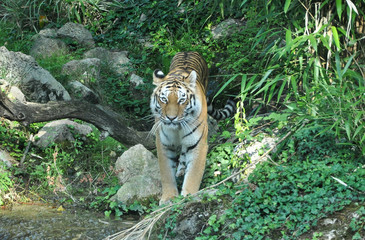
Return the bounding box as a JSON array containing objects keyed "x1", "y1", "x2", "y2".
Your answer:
[
  {"x1": 0, "y1": 121, "x2": 29, "y2": 160},
  {"x1": 103, "y1": 74, "x2": 152, "y2": 117},
  {"x1": 198, "y1": 125, "x2": 365, "y2": 239},
  {"x1": 0, "y1": 22, "x2": 34, "y2": 53},
  {"x1": 0, "y1": 163, "x2": 13, "y2": 206},
  {"x1": 90, "y1": 185, "x2": 158, "y2": 218},
  {"x1": 228, "y1": 0, "x2": 365, "y2": 155},
  {"x1": 203, "y1": 142, "x2": 235, "y2": 187},
  {"x1": 350, "y1": 206, "x2": 365, "y2": 239}
]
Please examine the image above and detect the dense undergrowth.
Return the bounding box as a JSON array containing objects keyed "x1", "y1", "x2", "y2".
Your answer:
[{"x1": 1, "y1": 0, "x2": 365, "y2": 238}]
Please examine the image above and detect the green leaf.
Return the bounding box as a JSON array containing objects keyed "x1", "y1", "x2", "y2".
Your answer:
[
  {"x1": 345, "y1": 119, "x2": 351, "y2": 140},
  {"x1": 285, "y1": 29, "x2": 292, "y2": 44},
  {"x1": 342, "y1": 54, "x2": 354, "y2": 76},
  {"x1": 290, "y1": 75, "x2": 298, "y2": 96},
  {"x1": 308, "y1": 35, "x2": 318, "y2": 52},
  {"x1": 331, "y1": 26, "x2": 341, "y2": 50},
  {"x1": 313, "y1": 57, "x2": 320, "y2": 83},
  {"x1": 335, "y1": 52, "x2": 342, "y2": 81},
  {"x1": 213, "y1": 74, "x2": 239, "y2": 100},
  {"x1": 352, "y1": 124, "x2": 364, "y2": 139},
  {"x1": 284, "y1": 0, "x2": 291, "y2": 13},
  {"x1": 252, "y1": 69, "x2": 274, "y2": 93},
  {"x1": 320, "y1": 35, "x2": 331, "y2": 50},
  {"x1": 277, "y1": 77, "x2": 287, "y2": 103},
  {"x1": 336, "y1": 0, "x2": 342, "y2": 19}
]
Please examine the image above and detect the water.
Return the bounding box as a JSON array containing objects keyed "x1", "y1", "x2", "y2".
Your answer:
[{"x1": 0, "y1": 203, "x2": 138, "y2": 240}]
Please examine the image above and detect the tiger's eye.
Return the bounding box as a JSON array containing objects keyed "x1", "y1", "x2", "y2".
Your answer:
[
  {"x1": 160, "y1": 96, "x2": 167, "y2": 103},
  {"x1": 178, "y1": 98, "x2": 186, "y2": 104}
]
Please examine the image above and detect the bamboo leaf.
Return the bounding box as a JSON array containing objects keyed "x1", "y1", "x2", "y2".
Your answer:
[
  {"x1": 345, "y1": 119, "x2": 351, "y2": 140},
  {"x1": 342, "y1": 54, "x2": 354, "y2": 76},
  {"x1": 331, "y1": 26, "x2": 341, "y2": 50},
  {"x1": 267, "y1": 82, "x2": 277, "y2": 103},
  {"x1": 285, "y1": 29, "x2": 292, "y2": 44},
  {"x1": 254, "y1": 75, "x2": 282, "y2": 96},
  {"x1": 313, "y1": 57, "x2": 320, "y2": 83},
  {"x1": 308, "y1": 35, "x2": 318, "y2": 52},
  {"x1": 252, "y1": 69, "x2": 274, "y2": 93},
  {"x1": 240, "y1": 74, "x2": 248, "y2": 93},
  {"x1": 354, "y1": 111, "x2": 363, "y2": 125},
  {"x1": 352, "y1": 124, "x2": 364, "y2": 139},
  {"x1": 284, "y1": 0, "x2": 291, "y2": 13},
  {"x1": 335, "y1": 52, "x2": 342, "y2": 81},
  {"x1": 277, "y1": 77, "x2": 287, "y2": 103},
  {"x1": 213, "y1": 74, "x2": 239, "y2": 100},
  {"x1": 290, "y1": 75, "x2": 298, "y2": 96},
  {"x1": 320, "y1": 35, "x2": 331, "y2": 50},
  {"x1": 336, "y1": 0, "x2": 342, "y2": 19}
]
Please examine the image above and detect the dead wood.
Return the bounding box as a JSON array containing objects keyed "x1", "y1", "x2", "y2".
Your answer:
[{"x1": 0, "y1": 90, "x2": 155, "y2": 149}]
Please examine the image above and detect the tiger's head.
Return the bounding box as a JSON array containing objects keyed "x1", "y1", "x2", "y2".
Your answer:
[{"x1": 150, "y1": 69, "x2": 202, "y2": 128}]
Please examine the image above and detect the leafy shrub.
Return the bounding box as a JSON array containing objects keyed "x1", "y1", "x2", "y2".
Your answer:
[
  {"x1": 197, "y1": 125, "x2": 365, "y2": 239},
  {"x1": 0, "y1": 163, "x2": 13, "y2": 206}
]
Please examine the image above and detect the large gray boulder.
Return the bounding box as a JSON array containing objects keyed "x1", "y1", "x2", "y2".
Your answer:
[
  {"x1": 211, "y1": 18, "x2": 245, "y2": 39},
  {"x1": 0, "y1": 149, "x2": 18, "y2": 168},
  {"x1": 68, "y1": 80, "x2": 100, "y2": 104},
  {"x1": 84, "y1": 47, "x2": 130, "y2": 75},
  {"x1": 33, "y1": 119, "x2": 93, "y2": 148},
  {"x1": 57, "y1": 22, "x2": 95, "y2": 48},
  {"x1": 61, "y1": 58, "x2": 101, "y2": 84},
  {"x1": 129, "y1": 73, "x2": 144, "y2": 87},
  {"x1": 30, "y1": 36, "x2": 69, "y2": 58},
  {"x1": 113, "y1": 144, "x2": 161, "y2": 205},
  {"x1": 0, "y1": 46, "x2": 71, "y2": 103},
  {"x1": 0, "y1": 79, "x2": 26, "y2": 103}
]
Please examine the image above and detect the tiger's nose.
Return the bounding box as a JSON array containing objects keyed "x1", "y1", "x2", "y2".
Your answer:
[{"x1": 167, "y1": 116, "x2": 177, "y2": 122}]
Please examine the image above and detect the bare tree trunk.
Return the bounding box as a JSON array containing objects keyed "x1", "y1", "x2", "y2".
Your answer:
[{"x1": 0, "y1": 90, "x2": 155, "y2": 149}]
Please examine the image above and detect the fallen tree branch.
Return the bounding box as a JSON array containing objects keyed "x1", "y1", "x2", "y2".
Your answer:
[{"x1": 0, "y1": 90, "x2": 155, "y2": 149}]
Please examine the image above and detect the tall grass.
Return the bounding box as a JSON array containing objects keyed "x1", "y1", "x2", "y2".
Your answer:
[{"x1": 235, "y1": 0, "x2": 365, "y2": 153}]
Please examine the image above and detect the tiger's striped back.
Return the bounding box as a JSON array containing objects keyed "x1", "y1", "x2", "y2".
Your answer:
[{"x1": 169, "y1": 52, "x2": 209, "y2": 93}]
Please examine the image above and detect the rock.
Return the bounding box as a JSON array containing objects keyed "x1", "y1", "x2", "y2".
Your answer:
[
  {"x1": 61, "y1": 58, "x2": 101, "y2": 84},
  {"x1": 113, "y1": 144, "x2": 161, "y2": 205},
  {"x1": 0, "y1": 79, "x2": 26, "y2": 103},
  {"x1": 30, "y1": 36, "x2": 69, "y2": 58},
  {"x1": 211, "y1": 18, "x2": 245, "y2": 40},
  {"x1": 299, "y1": 203, "x2": 365, "y2": 239},
  {"x1": 232, "y1": 134, "x2": 278, "y2": 181},
  {"x1": 37, "y1": 28, "x2": 58, "y2": 38},
  {"x1": 0, "y1": 46, "x2": 71, "y2": 103},
  {"x1": 139, "y1": 13, "x2": 147, "y2": 23},
  {"x1": 57, "y1": 22, "x2": 95, "y2": 48},
  {"x1": 137, "y1": 38, "x2": 154, "y2": 48},
  {"x1": 7, "y1": 85, "x2": 26, "y2": 103},
  {"x1": 84, "y1": 47, "x2": 130, "y2": 75},
  {"x1": 0, "y1": 149, "x2": 18, "y2": 168},
  {"x1": 33, "y1": 119, "x2": 93, "y2": 148},
  {"x1": 68, "y1": 81, "x2": 100, "y2": 104},
  {"x1": 129, "y1": 74, "x2": 144, "y2": 87}
]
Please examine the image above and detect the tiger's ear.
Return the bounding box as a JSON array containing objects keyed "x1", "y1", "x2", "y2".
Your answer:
[
  {"x1": 153, "y1": 69, "x2": 165, "y2": 85},
  {"x1": 187, "y1": 70, "x2": 197, "y2": 89}
]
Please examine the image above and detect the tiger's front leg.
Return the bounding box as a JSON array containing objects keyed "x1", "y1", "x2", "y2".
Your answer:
[
  {"x1": 181, "y1": 129, "x2": 208, "y2": 196},
  {"x1": 156, "y1": 133, "x2": 179, "y2": 205}
]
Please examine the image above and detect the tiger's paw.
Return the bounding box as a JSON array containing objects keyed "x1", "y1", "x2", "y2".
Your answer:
[
  {"x1": 159, "y1": 192, "x2": 178, "y2": 206},
  {"x1": 175, "y1": 165, "x2": 185, "y2": 177}
]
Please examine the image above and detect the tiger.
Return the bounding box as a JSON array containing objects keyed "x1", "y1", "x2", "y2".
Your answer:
[{"x1": 150, "y1": 52, "x2": 235, "y2": 204}]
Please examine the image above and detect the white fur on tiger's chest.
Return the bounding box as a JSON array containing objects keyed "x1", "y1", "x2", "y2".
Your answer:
[{"x1": 158, "y1": 123, "x2": 202, "y2": 148}]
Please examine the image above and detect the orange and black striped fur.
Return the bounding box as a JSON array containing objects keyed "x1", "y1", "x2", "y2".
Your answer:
[{"x1": 150, "y1": 52, "x2": 235, "y2": 204}]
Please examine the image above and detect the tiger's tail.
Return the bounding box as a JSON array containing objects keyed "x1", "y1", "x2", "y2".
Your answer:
[{"x1": 207, "y1": 98, "x2": 236, "y2": 120}]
